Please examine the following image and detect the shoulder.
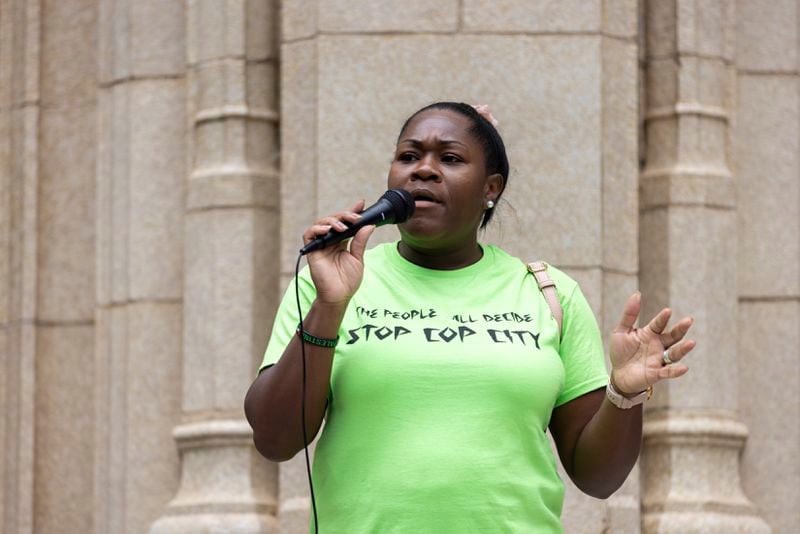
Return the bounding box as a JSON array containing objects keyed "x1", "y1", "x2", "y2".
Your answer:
[
  {"x1": 485, "y1": 245, "x2": 580, "y2": 299},
  {"x1": 540, "y1": 263, "x2": 580, "y2": 304}
]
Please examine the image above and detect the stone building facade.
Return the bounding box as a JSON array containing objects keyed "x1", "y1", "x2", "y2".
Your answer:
[{"x1": 0, "y1": 0, "x2": 797, "y2": 532}]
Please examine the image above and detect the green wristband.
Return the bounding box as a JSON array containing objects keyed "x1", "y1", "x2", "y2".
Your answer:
[{"x1": 297, "y1": 325, "x2": 339, "y2": 348}]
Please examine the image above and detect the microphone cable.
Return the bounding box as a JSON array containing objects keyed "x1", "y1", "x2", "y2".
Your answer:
[
  {"x1": 291, "y1": 190, "x2": 412, "y2": 532},
  {"x1": 295, "y1": 253, "x2": 320, "y2": 533}
]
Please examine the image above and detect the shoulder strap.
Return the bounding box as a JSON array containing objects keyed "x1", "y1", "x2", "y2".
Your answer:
[{"x1": 527, "y1": 261, "x2": 563, "y2": 338}]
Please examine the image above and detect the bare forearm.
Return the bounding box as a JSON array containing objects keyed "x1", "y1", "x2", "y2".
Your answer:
[
  {"x1": 571, "y1": 397, "x2": 642, "y2": 498},
  {"x1": 561, "y1": 290, "x2": 695, "y2": 499},
  {"x1": 244, "y1": 300, "x2": 347, "y2": 462}
]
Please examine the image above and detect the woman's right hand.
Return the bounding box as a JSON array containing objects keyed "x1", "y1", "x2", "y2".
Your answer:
[{"x1": 302, "y1": 199, "x2": 376, "y2": 307}]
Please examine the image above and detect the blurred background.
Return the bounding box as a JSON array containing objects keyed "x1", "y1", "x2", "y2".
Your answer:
[{"x1": 1, "y1": 1, "x2": 797, "y2": 532}]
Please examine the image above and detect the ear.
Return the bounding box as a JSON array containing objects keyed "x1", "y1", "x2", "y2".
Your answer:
[{"x1": 484, "y1": 173, "x2": 504, "y2": 202}]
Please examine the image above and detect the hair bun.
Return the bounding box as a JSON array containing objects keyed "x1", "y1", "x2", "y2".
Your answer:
[{"x1": 471, "y1": 104, "x2": 499, "y2": 127}]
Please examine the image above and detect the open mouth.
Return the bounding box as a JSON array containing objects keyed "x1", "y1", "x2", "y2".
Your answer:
[{"x1": 410, "y1": 189, "x2": 442, "y2": 206}]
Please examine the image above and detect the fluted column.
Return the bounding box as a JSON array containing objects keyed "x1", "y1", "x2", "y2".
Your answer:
[
  {"x1": 94, "y1": 1, "x2": 186, "y2": 532},
  {"x1": 0, "y1": 1, "x2": 42, "y2": 532},
  {"x1": 3, "y1": 0, "x2": 101, "y2": 532},
  {"x1": 149, "y1": 0, "x2": 280, "y2": 531},
  {"x1": 640, "y1": 1, "x2": 769, "y2": 531}
]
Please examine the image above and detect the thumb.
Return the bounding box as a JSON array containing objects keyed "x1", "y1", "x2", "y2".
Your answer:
[{"x1": 349, "y1": 225, "x2": 375, "y2": 262}]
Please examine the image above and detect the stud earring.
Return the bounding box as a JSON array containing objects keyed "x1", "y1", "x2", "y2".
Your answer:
[{"x1": 486, "y1": 200, "x2": 495, "y2": 209}]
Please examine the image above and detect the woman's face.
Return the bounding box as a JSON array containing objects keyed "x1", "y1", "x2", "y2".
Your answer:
[{"x1": 388, "y1": 109, "x2": 502, "y2": 252}]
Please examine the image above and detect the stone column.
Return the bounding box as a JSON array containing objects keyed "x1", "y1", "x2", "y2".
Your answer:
[
  {"x1": 149, "y1": 0, "x2": 280, "y2": 531},
  {"x1": 33, "y1": 1, "x2": 99, "y2": 530},
  {"x1": 640, "y1": 1, "x2": 770, "y2": 531},
  {"x1": 2, "y1": 0, "x2": 99, "y2": 532},
  {"x1": 94, "y1": 1, "x2": 186, "y2": 532},
  {"x1": 0, "y1": 1, "x2": 43, "y2": 532}
]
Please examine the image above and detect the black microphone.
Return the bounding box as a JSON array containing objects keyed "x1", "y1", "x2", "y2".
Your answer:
[{"x1": 299, "y1": 189, "x2": 415, "y2": 255}]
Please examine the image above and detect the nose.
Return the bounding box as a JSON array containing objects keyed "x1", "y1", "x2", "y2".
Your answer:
[{"x1": 412, "y1": 154, "x2": 440, "y2": 182}]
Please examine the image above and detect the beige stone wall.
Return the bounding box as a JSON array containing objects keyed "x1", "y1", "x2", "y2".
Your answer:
[
  {"x1": 0, "y1": 0, "x2": 797, "y2": 532},
  {"x1": 735, "y1": 1, "x2": 800, "y2": 532}
]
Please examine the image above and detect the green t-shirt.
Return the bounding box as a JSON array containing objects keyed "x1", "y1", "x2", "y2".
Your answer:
[{"x1": 260, "y1": 242, "x2": 608, "y2": 533}]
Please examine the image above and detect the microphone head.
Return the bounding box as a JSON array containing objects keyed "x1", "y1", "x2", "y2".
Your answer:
[{"x1": 382, "y1": 189, "x2": 415, "y2": 224}]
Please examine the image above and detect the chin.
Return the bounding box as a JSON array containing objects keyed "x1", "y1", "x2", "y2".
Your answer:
[
  {"x1": 399, "y1": 219, "x2": 445, "y2": 243},
  {"x1": 398, "y1": 221, "x2": 447, "y2": 247}
]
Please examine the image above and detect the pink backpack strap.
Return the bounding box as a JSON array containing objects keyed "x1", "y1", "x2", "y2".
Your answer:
[{"x1": 527, "y1": 261, "x2": 563, "y2": 338}]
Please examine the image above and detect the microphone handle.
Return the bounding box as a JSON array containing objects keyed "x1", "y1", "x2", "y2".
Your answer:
[{"x1": 299, "y1": 198, "x2": 393, "y2": 255}]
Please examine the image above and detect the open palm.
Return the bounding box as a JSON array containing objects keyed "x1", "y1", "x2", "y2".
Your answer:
[{"x1": 609, "y1": 292, "x2": 696, "y2": 395}]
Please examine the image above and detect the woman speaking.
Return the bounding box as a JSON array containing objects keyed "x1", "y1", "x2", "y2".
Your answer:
[{"x1": 245, "y1": 102, "x2": 695, "y2": 532}]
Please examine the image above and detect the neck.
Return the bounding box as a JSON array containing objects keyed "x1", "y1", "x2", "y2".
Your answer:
[{"x1": 397, "y1": 240, "x2": 483, "y2": 270}]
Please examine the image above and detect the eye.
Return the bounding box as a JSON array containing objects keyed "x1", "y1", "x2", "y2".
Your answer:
[
  {"x1": 397, "y1": 152, "x2": 418, "y2": 162},
  {"x1": 441, "y1": 153, "x2": 463, "y2": 164}
]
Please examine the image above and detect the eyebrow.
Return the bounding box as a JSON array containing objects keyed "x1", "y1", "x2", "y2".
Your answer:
[{"x1": 399, "y1": 138, "x2": 469, "y2": 149}]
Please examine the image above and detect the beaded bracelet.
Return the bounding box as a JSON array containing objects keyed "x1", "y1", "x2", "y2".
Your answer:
[{"x1": 296, "y1": 325, "x2": 339, "y2": 348}]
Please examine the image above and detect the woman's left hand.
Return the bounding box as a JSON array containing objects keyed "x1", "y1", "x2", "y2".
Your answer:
[{"x1": 609, "y1": 292, "x2": 696, "y2": 396}]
